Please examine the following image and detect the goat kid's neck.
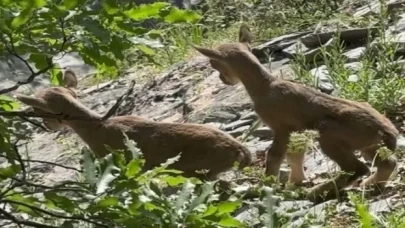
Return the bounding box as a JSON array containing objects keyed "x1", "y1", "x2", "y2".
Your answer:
[
  {"x1": 62, "y1": 101, "x2": 104, "y2": 139},
  {"x1": 235, "y1": 57, "x2": 277, "y2": 99}
]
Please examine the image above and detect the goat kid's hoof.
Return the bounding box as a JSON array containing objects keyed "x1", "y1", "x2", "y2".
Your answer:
[{"x1": 359, "y1": 176, "x2": 377, "y2": 188}]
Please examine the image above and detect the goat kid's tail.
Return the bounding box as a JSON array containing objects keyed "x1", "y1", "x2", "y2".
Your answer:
[{"x1": 237, "y1": 146, "x2": 253, "y2": 170}]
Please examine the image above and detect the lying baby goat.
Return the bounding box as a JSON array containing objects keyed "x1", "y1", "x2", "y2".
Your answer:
[
  {"x1": 16, "y1": 70, "x2": 253, "y2": 183},
  {"x1": 193, "y1": 24, "x2": 399, "y2": 203}
]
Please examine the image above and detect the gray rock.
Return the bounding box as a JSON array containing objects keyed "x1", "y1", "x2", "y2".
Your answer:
[
  {"x1": 252, "y1": 127, "x2": 273, "y2": 140},
  {"x1": 353, "y1": 0, "x2": 380, "y2": 17},
  {"x1": 240, "y1": 111, "x2": 259, "y2": 121},
  {"x1": 353, "y1": 0, "x2": 405, "y2": 18},
  {"x1": 202, "y1": 106, "x2": 240, "y2": 124},
  {"x1": 392, "y1": 13, "x2": 405, "y2": 33},
  {"x1": 246, "y1": 140, "x2": 272, "y2": 155},
  {"x1": 344, "y1": 47, "x2": 366, "y2": 63},
  {"x1": 252, "y1": 32, "x2": 311, "y2": 60},
  {"x1": 300, "y1": 28, "x2": 378, "y2": 48},
  {"x1": 309, "y1": 65, "x2": 334, "y2": 93},
  {"x1": 228, "y1": 126, "x2": 250, "y2": 138},
  {"x1": 389, "y1": 32, "x2": 405, "y2": 53},
  {"x1": 304, "y1": 150, "x2": 337, "y2": 177},
  {"x1": 344, "y1": 62, "x2": 362, "y2": 72},
  {"x1": 283, "y1": 38, "x2": 335, "y2": 64},
  {"x1": 222, "y1": 119, "x2": 255, "y2": 131},
  {"x1": 235, "y1": 205, "x2": 261, "y2": 227},
  {"x1": 369, "y1": 198, "x2": 395, "y2": 213}
]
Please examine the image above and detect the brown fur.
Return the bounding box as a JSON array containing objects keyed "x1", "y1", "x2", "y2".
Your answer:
[
  {"x1": 193, "y1": 25, "x2": 399, "y2": 203},
  {"x1": 16, "y1": 70, "x2": 253, "y2": 181}
]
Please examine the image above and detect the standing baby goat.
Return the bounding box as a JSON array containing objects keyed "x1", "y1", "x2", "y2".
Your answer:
[
  {"x1": 193, "y1": 24, "x2": 399, "y2": 203},
  {"x1": 16, "y1": 70, "x2": 253, "y2": 182}
]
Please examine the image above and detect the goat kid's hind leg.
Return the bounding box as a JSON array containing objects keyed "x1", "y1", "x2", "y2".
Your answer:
[
  {"x1": 307, "y1": 137, "x2": 369, "y2": 203},
  {"x1": 265, "y1": 129, "x2": 290, "y2": 180},
  {"x1": 360, "y1": 145, "x2": 397, "y2": 188}
]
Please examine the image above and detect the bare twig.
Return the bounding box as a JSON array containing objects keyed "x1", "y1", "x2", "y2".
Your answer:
[
  {"x1": 18, "y1": 116, "x2": 49, "y2": 132},
  {"x1": 101, "y1": 80, "x2": 136, "y2": 121},
  {"x1": 0, "y1": 207, "x2": 57, "y2": 228},
  {"x1": 0, "y1": 81, "x2": 135, "y2": 123},
  {"x1": 0, "y1": 155, "x2": 81, "y2": 172},
  {"x1": 0, "y1": 111, "x2": 100, "y2": 122},
  {"x1": 12, "y1": 140, "x2": 27, "y2": 182},
  {"x1": 0, "y1": 62, "x2": 54, "y2": 95},
  {"x1": 0, "y1": 174, "x2": 90, "y2": 194},
  {"x1": 1, "y1": 199, "x2": 108, "y2": 227}
]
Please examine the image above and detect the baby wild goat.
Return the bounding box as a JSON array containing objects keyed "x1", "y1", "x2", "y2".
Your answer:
[
  {"x1": 193, "y1": 24, "x2": 399, "y2": 203},
  {"x1": 16, "y1": 70, "x2": 253, "y2": 182}
]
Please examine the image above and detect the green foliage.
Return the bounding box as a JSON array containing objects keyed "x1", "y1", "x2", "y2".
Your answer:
[
  {"x1": 349, "y1": 193, "x2": 377, "y2": 228},
  {"x1": 0, "y1": 0, "x2": 202, "y2": 86},
  {"x1": 291, "y1": 23, "x2": 405, "y2": 115},
  {"x1": 0, "y1": 136, "x2": 247, "y2": 227}
]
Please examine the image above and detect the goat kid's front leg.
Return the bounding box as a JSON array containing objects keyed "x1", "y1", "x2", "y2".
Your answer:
[
  {"x1": 265, "y1": 130, "x2": 290, "y2": 180},
  {"x1": 286, "y1": 151, "x2": 307, "y2": 185}
]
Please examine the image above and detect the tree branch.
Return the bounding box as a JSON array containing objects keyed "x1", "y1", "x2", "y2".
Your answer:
[
  {"x1": 0, "y1": 207, "x2": 58, "y2": 228},
  {"x1": 0, "y1": 80, "x2": 136, "y2": 123},
  {"x1": 0, "y1": 16, "x2": 73, "y2": 95},
  {"x1": 0, "y1": 111, "x2": 100, "y2": 122},
  {"x1": 1, "y1": 199, "x2": 108, "y2": 227},
  {"x1": 18, "y1": 116, "x2": 49, "y2": 132},
  {"x1": 0, "y1": 155, "x2": 81, "y2": 172},
  {"x1": 0, "y1": 61, "x2": 54, "y2": 95}
]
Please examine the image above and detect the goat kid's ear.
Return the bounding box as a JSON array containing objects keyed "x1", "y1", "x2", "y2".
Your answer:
[
  {"x1": 63, "y1": 70, "x2": 78, "y2": 89},
  {"x1": 191, "y1": 44, "x2": 224, "y2": 61},
  {"x1": 15, "y1": 94, "x2": 47, "y2": 109},
  {"x1": 239, "y1": 23, "x2": 253, "y2": 44}
]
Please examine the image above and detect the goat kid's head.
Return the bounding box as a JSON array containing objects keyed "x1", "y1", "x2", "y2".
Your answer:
[
  {"x1": 192, "y1": 24, "x2": 253, "y2": 85},
  {"x1": 16, "y1": 70, "x2": 79, "y2": 131}
]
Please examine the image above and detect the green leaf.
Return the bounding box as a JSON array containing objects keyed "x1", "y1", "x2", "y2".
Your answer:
[
  {"x1": 163, "y1": 7, "x2": 202, "y2": 23},
  {"x1": 115, "y1": 22, "x2": 148, "y2": 35},
  {"x1": 6, "y1": 194, "x2": 41, "y2": 217},
  {"x1": 0, "y1": 95, "x2": 19, "y2": 111},
  {"x1": 217, "y1": 200, "x2": 241, "y2": 214},
  {"x1": 188, "y1": 181, "x2": 216, "y2": 213},
  {"x1": 0, "y1": 19, "x2": 11, "y2": 33},
  {"x1": 124, "y1": 2, "x2": 170, "y2": 21},
  {"x1": 163, "y1": 175, "x2": 187, "y2": 187},
  {"x1": 0, "y1": 165, "x2": 21, "y2": 180},
  {"x1": 96, "y1": 153, "x2": 120, "y2": 194},
  {"x1": 44, "y1": 191, "x2": 76, "y2": 213},
  {"x1": 50, "y1": 67, "x2": 63, "y2": 85},
  {"x1": 201, "y1": 205, "x2": 218, "y2": 217},
  {"x1": 125, "y1": 159, "x2": 143, "y2": 178},
  {"x1": 81, "y1": 146, "x2": 98, "y2": 186},
  {"x1": 137, "y1": 44, "x2": 156, "y2": 56},
  {"x1": 175, "y1": 180, "x2": 195, "y2": 214},
  {"x1": 33, "y1": 0, "x2": 47, "y2": 7},
  {"x1": 102, "y1": 0, "x2": 119, "y2": 15},
  {"x1": 97, "y1": 196, "x2": 119, "y2": 208},
  {"x1": 63, "y1": 0, "x2": 79, "y2": 10},
  {"x1": 0, "y1": 164, "x2": 20, "y2": 180},
  {"x1": 123, "y1": 134, "x2": 142, "y2": 160},
  {"x1": 11, "y1": 8, "x2": 34, "y2": 29},
  {"x1": 81, "y1": 18, "x2": 110, "y2": 42},
  {"x1": 29, "y1": 53, "x2": 49, "y2": 70},
  {"x1": 219, "y1": 214, "x2": 244, "y2": 227}
]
